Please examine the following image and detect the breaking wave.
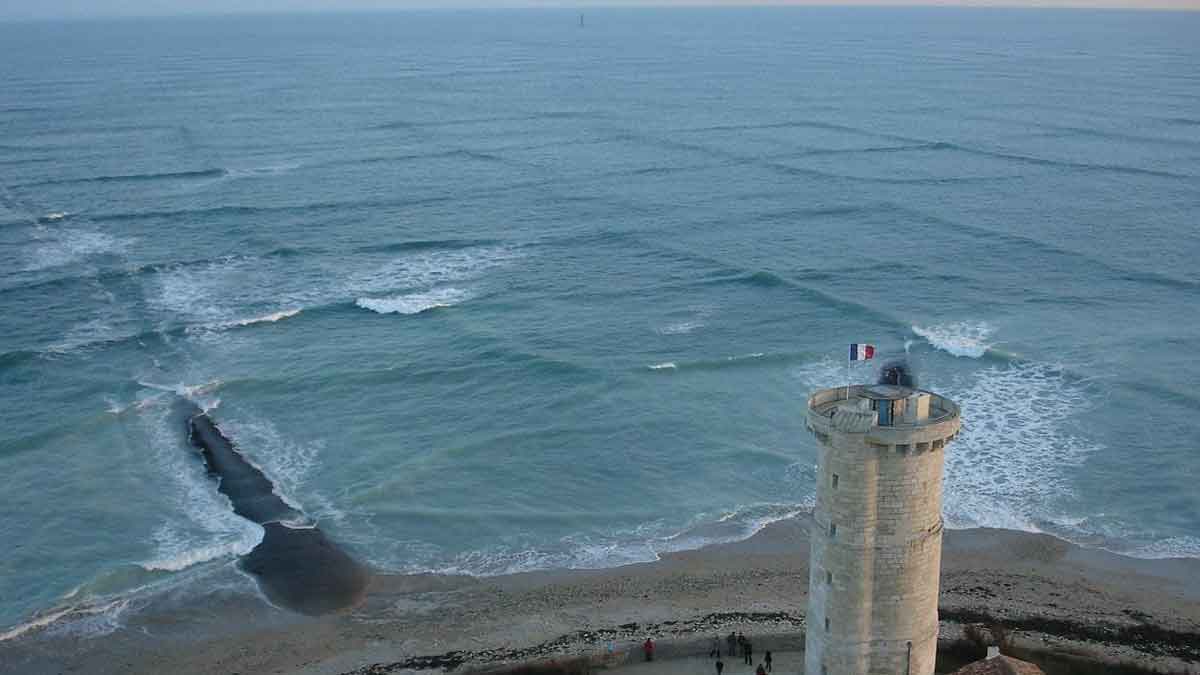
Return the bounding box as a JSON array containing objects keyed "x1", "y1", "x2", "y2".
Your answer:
[
  {"x1": 912, "y1": 320, "x2": 995, "y2": 358},
  {"x1": 356, "y1": 287, "x2": 472, "y2": 315},
  {"x1": 190, "y1": 308, "x2": 303, "y2": 333}
]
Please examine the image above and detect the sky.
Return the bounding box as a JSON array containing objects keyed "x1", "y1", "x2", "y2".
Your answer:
[{"x1": 1, "y1": 0, "x2": 1198, "y2": 22}]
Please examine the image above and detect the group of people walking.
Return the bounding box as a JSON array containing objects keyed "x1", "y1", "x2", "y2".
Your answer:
[{"x1": 708, "y1": 632, "x2": 771, "y2": 675}]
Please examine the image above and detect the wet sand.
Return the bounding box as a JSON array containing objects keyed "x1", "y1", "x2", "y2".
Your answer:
[{"x1": 2, "y1": 516, "x2": 1198, "y2": 675}]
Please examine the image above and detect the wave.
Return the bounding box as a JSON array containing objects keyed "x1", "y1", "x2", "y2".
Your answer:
[
  {"x1": 18, "y1": 168, "x2": 227, "y2": 188},
  {"x1": 1125, "y1": 536, "x2": 1200, "y2": 560},
  {"x1": 933, "y1": 361, "x2": 1101, "y2": 534},
  {"x1": 911, "y1": 321, "x2": 996, "y2": 358},
  {"x1": 23, "y1": 229, "x2": 130, "y2": 272},
  {"x1": 891, "y1": 204, "x2": 1200, "y2": 293},
  {"x1": 213, "y1": 414, "x2": 337, "y2": 523},
  {"x1": 353, "y1": 238, "x2": 503, "y2": 255},
  {"x1": 0, "y1": 246, "x2": 314, "y2": 298},
  {"x1": 645, "y1": 352, "x2": 800, "y2": 374},
  {"x1": 139, "y1": 523, "x2": 263, "y2": 573},
  {"x1": 678, "y1": 117, "x2": 1196, "y2": 182},
  {"x1": 392, "y1": 502, "x2": 809, "y2": 577},
  {"x1": 190, "y1": 308, "x2": 303, "y2": 333},
  {"x1": 37, "y1": 211, "x2": 70, "y2": 223},
  {"x1": 657, "y1": 320, "x2": 703, "y2": 335},
  {"x1": 355, "y1": 287, "x2": 472, "y2": 315},
  {"x1": 702, "y1": 270, "x2": 789, "y2": 289},
  {"x1": 89, "y1": 195, "x2": 452, "y2": 224},
  {"x1": 371, "y1": 111, "x2": 599, "y2": 132},
  {"x1": 137, "y1": 403, "x2": 264, "y2": 580},
  {"x1": 348, "y1": 245, "x2": 520, "y2": 296},
  {"x1": 0, "y1": 597, "x2": 130, "y2": 643}
]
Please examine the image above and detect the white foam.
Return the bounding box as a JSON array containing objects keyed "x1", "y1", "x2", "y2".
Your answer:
[
  {"x1": 137, "y1": 404, "x2": 264, "y2": 575},
  {"x1": 40, "y1": 211, "x2": 68, "y2": 222},
  {"x1": 216, "y1": 415, "x2": 321, "y2": 517},
  {"x1": 648, "y1": 362, "x2": 677, "y2": 370},
  {"x1": 348, "y1": 246, "x2": 519, "y2": 295},
  {"x1": 656, "y1": 305, "x2": 714, "y2": 335},
  {"x1": 0, "y1": 598, "x2": 128, "y2": 643},
  {"x1": 45, "y1": 318, "x2": 120, "y2": 354},
  {"x1": 934, "y1": 362, "x2": 1100, "y2": 533},
  {"x1": 190, "y1": 308, "x2": 303, "y2": 333},
  {"x1": 658, "y1": 320, "x2": 703, "y2": 335},
  {"x1": 791, "y1": 356, "x2": 857, "y2": 389},
  {"x1": 24, "y1": 229, "x2": 129, "y2": 272},
  {"x1": 1125, "y1": 536, "x2": 1200, "y2": 560},
  {"x1": 912, "y1": 321, "x2": 995, "y2": 358},
  {"x1": 148, "y1": 256, "x2": 324, "y2": 329},
  {"x1": 137, "y1": 379, "x2": 223, "y2": 411},
  {"x1": 140, "y1": 522, "x2": 263, "y2": 573},
  {"x1": 356, "y1": 287, "x2": 471, "y2": 315},
  {"x1": 389, "y1": 501, "x2": 811, "y2": 578}
]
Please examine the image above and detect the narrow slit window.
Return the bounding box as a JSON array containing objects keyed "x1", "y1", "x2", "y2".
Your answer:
[
  {"x1": 829, "y1": 522, "x2": 837, "y2": 538},
  {"x1": 826, "y1": 570, "x2": 833, "y2": 584},
  {"x1": 825, "y1": 617, "x2": 830, "y2": 632},
  {"x1": 831, "y1": 473, "x2": 839, "y2": 489}
]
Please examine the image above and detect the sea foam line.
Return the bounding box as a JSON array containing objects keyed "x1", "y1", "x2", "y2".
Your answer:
[{"x1": 0, "y1": 598, "x2": 130, "y2": 643}]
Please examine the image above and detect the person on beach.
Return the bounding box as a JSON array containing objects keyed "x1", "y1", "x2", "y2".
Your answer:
[
  {"x1": 716, "y1": 657, "x2": 725, "y2": 675},
  {"x1": 710, "y1": 636, "x2": 721, "y2": 658},
  {"x1": 744, "y1": 639, "x2": 753, "y2": 665},
  {"x1": 727, "y1": 631, "x2": 737, "y2": 657},
  {"x1": 643, "y1": 637, "x2": 655, "y2": 662},
  {"x1": 764, "y1": 650, "x2": 772, "y2": 672}
]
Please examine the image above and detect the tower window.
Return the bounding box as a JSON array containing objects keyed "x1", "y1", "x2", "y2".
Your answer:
[
  {"x1": 831, "y1": 473, "x2": 839, "y2": 489},
  {"x1": 825, "y1": 617, "x2": 830, "y2": 632},
  {"x1": 829, "y1": 523, "x2": 837, "y2": 538},
  {"x1": 826, "y1": 570, "x2": 833, "y2": 584}
]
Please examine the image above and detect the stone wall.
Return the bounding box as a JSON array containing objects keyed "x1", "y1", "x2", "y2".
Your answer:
[{"x1": 804, "y1": 388, "x2": 960, "y2": 675}]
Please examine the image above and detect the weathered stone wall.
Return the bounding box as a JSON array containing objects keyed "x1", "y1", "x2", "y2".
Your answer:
[{"x1": 804, "y1": 388, "x2": 959, "y2": 675}]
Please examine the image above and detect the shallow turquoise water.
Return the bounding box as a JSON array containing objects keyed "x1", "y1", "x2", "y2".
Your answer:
[{"x1": 1, "y1": 7, "x2": 1198, "y2": 637}]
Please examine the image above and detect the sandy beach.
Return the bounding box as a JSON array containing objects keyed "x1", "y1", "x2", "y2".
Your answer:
[{"x1": 3, "y1": 515, "x2": 1198, "y2": 675}]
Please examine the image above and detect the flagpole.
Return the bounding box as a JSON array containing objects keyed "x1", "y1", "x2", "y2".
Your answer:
[{"x1": 846, "y1": 345, "x2": 850, "y2": 401}]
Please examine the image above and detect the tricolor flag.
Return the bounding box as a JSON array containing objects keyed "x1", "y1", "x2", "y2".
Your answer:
[{"x1": 849, "y1": 343, "x2": 875, "y2": 361}]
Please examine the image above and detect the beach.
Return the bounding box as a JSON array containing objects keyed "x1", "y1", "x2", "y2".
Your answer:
[{"x1": 4, "y1": 516, "x2": 1198, "y2": 675}]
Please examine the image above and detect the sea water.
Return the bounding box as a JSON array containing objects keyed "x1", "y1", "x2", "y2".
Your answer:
[{"x1": 1, "y1": 7, "x2": 1198, "y2": 638}]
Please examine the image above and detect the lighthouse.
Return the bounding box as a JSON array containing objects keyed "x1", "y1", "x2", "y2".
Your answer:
[{"x1": 803, "y1": 381, "x2": 961, "y2": 675}]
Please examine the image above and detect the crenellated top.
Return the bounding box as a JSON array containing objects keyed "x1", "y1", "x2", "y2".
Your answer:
[{"x1": 806, "y1": 385, "x2": 961, "y2": 452}]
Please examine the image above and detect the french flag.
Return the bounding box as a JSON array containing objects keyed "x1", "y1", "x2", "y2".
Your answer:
[{"x1": 849, "y1": 343, "x2": 875, "y2": 361}]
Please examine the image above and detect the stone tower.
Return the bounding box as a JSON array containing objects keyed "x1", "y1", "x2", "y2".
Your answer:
[{"x1": 804, "y1": 384, "x2": 961, "y2": 675}]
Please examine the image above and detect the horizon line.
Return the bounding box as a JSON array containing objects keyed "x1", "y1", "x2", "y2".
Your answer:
[{"x1": 2, "y1": 1, "x2": 1199, "y2": 24}]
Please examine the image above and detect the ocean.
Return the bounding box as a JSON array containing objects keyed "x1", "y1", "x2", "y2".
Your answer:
[{"x1": 1, "y1": 6, "x2": 1198, "y2": 641}]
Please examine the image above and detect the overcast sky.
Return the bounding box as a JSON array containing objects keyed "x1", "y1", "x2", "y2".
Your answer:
[{"x1": 2, "y1": 0, "x2": 1198, "y2": 21}]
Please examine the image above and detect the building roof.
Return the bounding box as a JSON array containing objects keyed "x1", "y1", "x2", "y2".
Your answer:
[
  {"x1": 951, "y1": 655, "x2": 1045, "y2": 675},
  {"x1": 860, "y1": 384, "x2": 915, "y2": 400}
]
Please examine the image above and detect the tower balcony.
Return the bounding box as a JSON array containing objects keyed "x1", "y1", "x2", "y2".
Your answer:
[{"x1": 806, "y1": 385, "x2": 961, "y2": 453}]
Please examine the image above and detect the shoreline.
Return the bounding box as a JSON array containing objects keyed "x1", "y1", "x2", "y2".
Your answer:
[{"x1": 2, "y1": 515, "x2": 1199, "y2": 675}]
